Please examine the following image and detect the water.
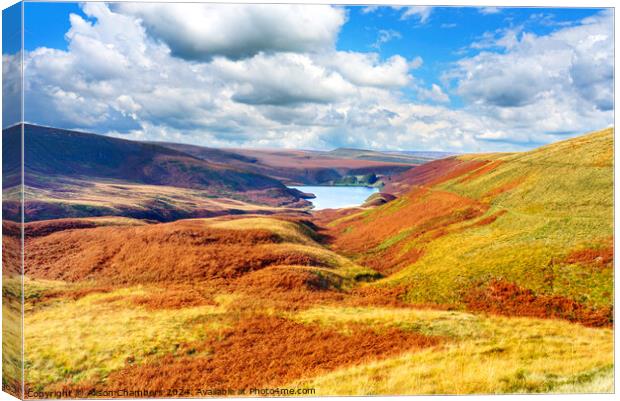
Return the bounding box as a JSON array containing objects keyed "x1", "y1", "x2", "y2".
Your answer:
[{"x1": 290, "y1": 186, "x2": 379, "y2": 210}]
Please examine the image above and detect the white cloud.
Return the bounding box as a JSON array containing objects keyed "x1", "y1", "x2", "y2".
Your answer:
[
  {"x1": 470, "y1": 27, "x2": 523, "y2": 50},
  {"x1": 319, "y1": 52, "x2": 413, "y2": 88},
  {"x1": 2, "y1": 53, "x2": 22, "y2": 127},
  {"x1": 361, "y1": 6, "x2": 379, "y2": 14},
  {"x1": 360, "y1": 5, "x2": 432, "y2": 24},
  {"x1": 418, "y1": 84, "x2": 450, "y2": 103},
  {"x1": 21, "y1": 4, "x2": 614, "y2": 153},
  {"x1": 372, "y1": 29, "x2": 402, "y2": 49},
  {"x1": 23, "y1": 3, "x2": 427, "y2": 149},
  {"x1": 401, "y1": 6, "x2": 433, "y2": 23},
  {"x1": 211, "y1": 53, "x2": 357, "y2": 105},
  {"x1": 449, "y1": 10, "x2": 613, "y2": 139},
  {"x1": 115, "y1": 3, "x2": 345, "y2": 60},
  {"x1": 479, "y1": 7, "x2": 501, "y2": 15}
]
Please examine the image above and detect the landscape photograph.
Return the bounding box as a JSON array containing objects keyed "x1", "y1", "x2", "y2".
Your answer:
[{"x1": 1, "y1": 1, "x2": 615, "y2": 398}]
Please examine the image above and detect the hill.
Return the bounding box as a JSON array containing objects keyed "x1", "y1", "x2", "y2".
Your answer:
[
  {"x1": 24, "y1": 216, "x2": 377, "y2": 288},
  {"x1": 3, "y1": 125, "x2": 310, "y2": 221},
  {"x1": 9, "y1": 128, "x2": 614, "y2": 395},
  {"x1": 326, "y1": 148, "x2": 436, "y2": 164},
  {"x1": 318, "y1": 128, "x2": 613, "y2": 325},
  {"x1": 156, "y1": 143, "x2": 424, "y2": 185},
  {"x1": 18, "y1": 124, "x2": 293, "y2": 191},
  {"x1": 19, "y1": 212, "x2": 613, "y2": 394}
]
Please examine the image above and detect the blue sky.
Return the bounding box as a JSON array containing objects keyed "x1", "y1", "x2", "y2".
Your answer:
[
  {"x1": 3, "y1": 3, "x2": 614, "y2": 151},
  {"x1": 341, "y1": 6, "x2": 603, "y2": 110}
]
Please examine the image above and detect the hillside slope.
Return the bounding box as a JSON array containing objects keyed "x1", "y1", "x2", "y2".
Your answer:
[
  {"x1": 21, "y1": 213, "x2": 613, "y2": 394},
  {"x1": 24, "y1": 216, "x2": 377, "y2": 288},
  {"x1": 319, "y1": 128, "x2": 613, "y2": 325},
  {"x1": 16, "y1": 130, "x2": 614, "y2": 395},
  {"x1": 18, "y1": 124, "x2": 292, "y2": 191},
  {"x1": 3, "y1": 125, "x2": 310, "y2": 221}
]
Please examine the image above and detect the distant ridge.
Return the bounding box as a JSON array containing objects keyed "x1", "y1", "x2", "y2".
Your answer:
[
  {"x1": 326, "y1": 147, "x2": 437, "y2": 164},
  {"x1": 2, "y1": 124, "x2": 309, "y2": 221},
  {"x1": 156, "y1": 142, "x2": 444, "y2": 186},
  {"x1": 14, "y1": 124, "x2": 287, "y2": 192}
]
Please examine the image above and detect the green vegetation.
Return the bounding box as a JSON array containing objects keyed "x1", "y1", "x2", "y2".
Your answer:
[
  {"x1": 354, "y1": 128, "x2": 613, "y2": 307},
  {"x1": 331, "y1": 173, "x2": 380, "y2": 186}
]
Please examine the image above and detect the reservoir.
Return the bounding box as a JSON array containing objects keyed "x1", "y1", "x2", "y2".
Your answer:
[{"x1": 290, "y1": 186, "x2": 379, "y2": 210}]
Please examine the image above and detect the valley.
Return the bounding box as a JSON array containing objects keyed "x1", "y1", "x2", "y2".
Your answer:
[{"x1": 2, "y1": 126, "x2": 614, "y2": 396}]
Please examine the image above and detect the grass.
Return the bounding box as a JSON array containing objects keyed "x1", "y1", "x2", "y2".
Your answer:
[
  {"x1": 549, "y1": 365, "x2": 614, "y2": 393},
  {"x1": 209, "y1": 217, "x2": 378, "y2": 284},
  {"x1": 290, "y1": 306, "x2": 613, "y2": 395},
  {"x1": 2, "y1": 295, "x2": 23, "y2": 394},
  {"x1": 21, "y1": 280, "x2": 614, "y2": 395},
  {"x1": 21, "y1": 216, "x2": 380, "y2": 389},
  {"x1": 24, "y1": 285, "x2": 232, "y2": 389},
  {"x1": 328, "y1": 129, "x2": 613, "y2": 309},
  {"x1": 21, "y1": 178, "x2": 290, "y2": 222},
  {"x1": 209, "y1": 217, "x2": 319, "y2": 246},
  {"x1": 14, "y1": 129, "x2": 614, "y2": 396},
  {"x1": 387, "y1": 209, "x2": 613, "y2": 307}
]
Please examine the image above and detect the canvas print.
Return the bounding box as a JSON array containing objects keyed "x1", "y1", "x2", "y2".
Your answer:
[{"x1": 1, "y1": 2, "x2": 614, "y2": 398}]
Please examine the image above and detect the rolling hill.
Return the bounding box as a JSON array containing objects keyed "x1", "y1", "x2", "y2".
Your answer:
[
  {"x1": 318, "y1": 128, "x2": 613, "y2": 326},
  {"x1": 3, "y1": 125, "x2": 311, "y2": 221},
  {"x1": 156, "y1": 143, "x2": 428, "y2": 185},
  {"x1": 326, "y1": 148, "x2": 441, "y2": 164},
  {"x1": 6, "y1": 127, "x2": 614, "y2": 395}
]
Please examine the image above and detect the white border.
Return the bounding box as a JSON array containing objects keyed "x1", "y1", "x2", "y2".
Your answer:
[{"x1": 0, "y1": 1, "x2": 616, "y2": 401}]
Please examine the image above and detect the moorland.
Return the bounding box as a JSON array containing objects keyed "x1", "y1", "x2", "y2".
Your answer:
[{"x1": 1, "y1": 124, "x2": 614, "y2": 396}]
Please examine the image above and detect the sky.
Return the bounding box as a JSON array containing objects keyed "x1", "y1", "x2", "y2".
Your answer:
[{"x1": 2, "y1": 2, "x2": 614, "y2": 152}]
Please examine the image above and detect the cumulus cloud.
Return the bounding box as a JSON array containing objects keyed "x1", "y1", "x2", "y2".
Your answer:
[
  {"x1": 212, "y1": 53, "x2": 357, "y2": 106},
  {"x1": 115, "y1": 3, "x2": 345, "y2": 60},
  {"x1": 21, "y1": 4, "x2": 614, "y2": 153},
  {"x1": 449, "y1": 9, "x2": 613, "y2": 139},
  {"x1": 318, "y1": 52, "x2": 413, "y2": 88},
  {"x1": 22, "y1": 3, "x2": 425, "y2": 149},
  {"x1": 2, "y1": 53, "x2": 22, "y2": 127}
]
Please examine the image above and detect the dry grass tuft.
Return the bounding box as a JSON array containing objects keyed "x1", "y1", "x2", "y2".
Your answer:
[
  {"x1": 463, "y1": 279, "x2": 613, "y2": 327},
  {"x1": 100, "y1": 316, "x2": 442, "y2": 391}
]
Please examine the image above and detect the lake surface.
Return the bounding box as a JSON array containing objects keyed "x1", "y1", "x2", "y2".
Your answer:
[{"x1": 290, "y1": 186, "x2": 379, "y2": 210}]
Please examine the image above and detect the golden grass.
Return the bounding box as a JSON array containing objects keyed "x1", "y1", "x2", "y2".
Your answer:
[
  {"x1": 209, "y1": 217, "x2": 318, "y2": 245},
  {"x1": 290, "y1": 306, "x2": 614, "y2": 394},
  {"x1": 2, "y1": 296, "x2": 23, "y2": 394},
  {"x1": 549, "y1": 365, "x2": 613, "y2": 393},
  {"x1": 24, "y1": 285, "x2": 231, "y2": 389},
  {"x1": 209, "y1": 217, "x2": 378, "y2": 283}
]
